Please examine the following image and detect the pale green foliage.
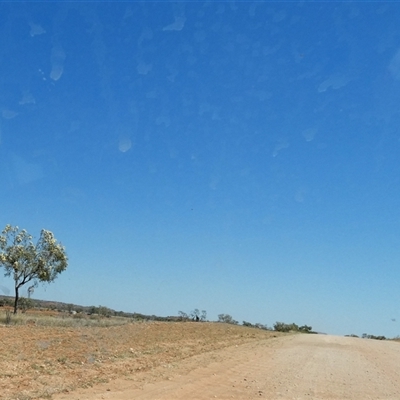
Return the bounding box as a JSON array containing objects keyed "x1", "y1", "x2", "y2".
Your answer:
[
  {"x1": 218, "y1": 313, "x2": 238, "y2": 324},
  {"x1": 98, "y1": 305, "x2": 112, "y2": 317},
  {"x1": 0, "y1": 224, "x2": 68, "y2": 313}
]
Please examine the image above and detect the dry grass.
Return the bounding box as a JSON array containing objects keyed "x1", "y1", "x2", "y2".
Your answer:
[
  {"x1": 0, "y1": 310, "x2": 282, "y2": 400},
  {"x1": 0, "y1": 309, "x2": 130, "y2": 328}
]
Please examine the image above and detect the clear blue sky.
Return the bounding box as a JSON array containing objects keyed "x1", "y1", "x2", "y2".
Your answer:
[{"x1": 1, "y1": 1, "x2": 400, "y2": 337}]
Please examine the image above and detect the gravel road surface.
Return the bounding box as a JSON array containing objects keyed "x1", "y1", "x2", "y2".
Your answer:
[{"x1": 53, "y1": 334, "x2": 400, "y2": 400}]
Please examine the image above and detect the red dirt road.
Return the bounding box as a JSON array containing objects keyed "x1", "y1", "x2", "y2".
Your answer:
[{"x1": 53, "y1": 334, "x2": 400, "y2": 400}]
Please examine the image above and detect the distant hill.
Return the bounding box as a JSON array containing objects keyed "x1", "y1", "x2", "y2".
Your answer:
[{"x1": 0, "y1": 295, "x2": 182, "y2": 322}]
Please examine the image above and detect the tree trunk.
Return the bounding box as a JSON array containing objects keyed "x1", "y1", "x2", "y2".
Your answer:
[{"x1": 14, "y1": 286, "x2": 19, "y2": 314}]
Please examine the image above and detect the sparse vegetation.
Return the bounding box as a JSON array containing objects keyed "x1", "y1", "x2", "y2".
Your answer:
[
  {"x1": 178, "y1": 311, "x2": 189, "y2": 320},
  {"x1": 0, "y1": 310, "x2": 130, "y2": 327}
]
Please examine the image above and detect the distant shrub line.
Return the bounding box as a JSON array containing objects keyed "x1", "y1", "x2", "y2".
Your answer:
[
  {"x1": 0, "y1": 296, "x2": 391, "y2": 339},
  {"x1": 361, "y1": 333, "x2": 386, "y2": 340},
  {"x1": 345, "y1": 333, "x2": 387, "y2": 340}
]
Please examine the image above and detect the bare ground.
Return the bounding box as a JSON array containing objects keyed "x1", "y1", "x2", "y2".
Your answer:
[
  {"x1": 52, "y1": 334, "x2": 400, "y2": 400},
  {"x1": 2, "y1": 321, "x2": 400, "y2": 400}
]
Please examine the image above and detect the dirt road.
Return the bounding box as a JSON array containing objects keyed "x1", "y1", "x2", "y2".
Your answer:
[{"x1": 53, "y1": 334, "x2": 400, "y2": 400}]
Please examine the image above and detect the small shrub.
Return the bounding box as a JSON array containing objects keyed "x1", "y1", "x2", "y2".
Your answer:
[
  {"x1": 299, "y1": 325, "x2": 312, "y2": 333},
  {"x1": 19, "y1": 297, "x2": 33, "y2": 313},
  {"x1": 274, "y1": 322, "x2": 298, "y2": 332},
  {"x1": 218, "y1": 314, "x2": 238, "y2": 325},
  {"x1": 274, "y1": 322, "x2": 313, "y2": 333}
]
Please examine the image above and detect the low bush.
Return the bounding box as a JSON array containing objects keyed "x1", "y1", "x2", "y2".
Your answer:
[
  {"x1": 218, "y1": 314, "x2": 238, "y2": 325},
  {"x1": 274, "y1": 321, "x2": 315, "y2": 333}
]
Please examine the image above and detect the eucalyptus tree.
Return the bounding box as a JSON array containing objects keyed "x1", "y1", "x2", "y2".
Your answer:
[{"x1": 0, "y1": 225, "x2": 68, "y2": 314}]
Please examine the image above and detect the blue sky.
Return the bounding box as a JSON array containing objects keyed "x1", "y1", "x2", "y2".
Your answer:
[{"x1": 1, "y1": 1, "x2": 400, "y2": 337}]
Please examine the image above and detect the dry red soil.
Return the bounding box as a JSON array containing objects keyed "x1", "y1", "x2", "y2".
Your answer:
[{"x1": 0, "y1": 320, "x2": 280, "y2": 399}]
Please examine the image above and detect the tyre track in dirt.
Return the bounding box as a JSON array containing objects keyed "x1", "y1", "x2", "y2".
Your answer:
[{"x1": 52, "y1": 334, "x2": 400, "y2": 400}]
